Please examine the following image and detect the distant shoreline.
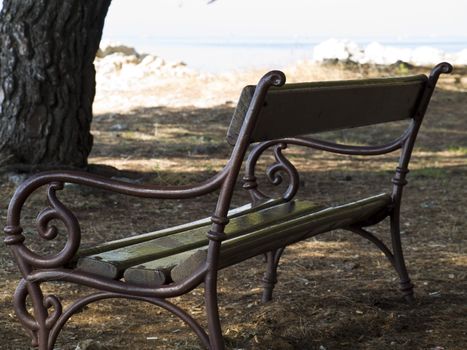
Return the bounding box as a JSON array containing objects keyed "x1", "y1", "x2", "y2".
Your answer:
[
  {"x1": 94, "y1": 42, "x2": 467, "y2": 114},
  {"x1": 100, "y1": 37, "x2": 467, "y2": 73}
]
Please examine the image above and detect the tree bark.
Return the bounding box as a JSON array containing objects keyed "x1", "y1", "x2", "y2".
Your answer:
[{"x1": 0, "y1": 0, "x2": 111, "y2": 170}]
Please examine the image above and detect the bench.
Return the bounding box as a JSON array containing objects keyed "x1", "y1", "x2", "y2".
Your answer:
[{"x1": 4, "y1": 62, "x2": 452, "y2": 350}]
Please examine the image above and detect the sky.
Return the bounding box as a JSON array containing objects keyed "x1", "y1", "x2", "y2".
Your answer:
[
  {"x1": 102, "y1": 0, "x2": 467, "y2": 40},
  {"x1": 0, "y1": 0, "x2": 465, "y2": 41},
  {"x1": 1, "y1": 0, "x2": 466, "y2": 71}
]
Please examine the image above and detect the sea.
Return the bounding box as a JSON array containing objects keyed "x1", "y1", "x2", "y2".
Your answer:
[{"x1": 102, "y1": 36, "x2": 467, "y2": 73}]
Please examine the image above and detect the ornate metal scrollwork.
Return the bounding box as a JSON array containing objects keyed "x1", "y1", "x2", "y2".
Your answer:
[
  {"x1": 243, "y1": 141, "x2": 299, "y2": 203},
  {"x1": 266, "y1": 143, "x2": 299, "y2": 201},
  {"x1": 5, "y1": 182, "x2": 81, "y2": 269},
  {"x1": 44, "y1": 294, "x2": 62, "y2": 329},
  {"x1": 13, "y1": 279, "x2": 64, "y2": 347},
  {"x1": 13, "y1": 280, "x2": 39, "y2": 333},
  {"x1": 14, "y1": 277, "x2": 210, "y2": 349}
]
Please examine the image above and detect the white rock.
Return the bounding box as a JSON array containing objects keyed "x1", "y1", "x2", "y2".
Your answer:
[
  {"x1": 410, "y1": 46, "x2": 445, "y2": 66},
  {"x1": 364, "y1": 42, "x2": 412, "y2": 65},
  {"x1": 312, "y1": 39, "x2": 363, "y2": 62},
  {"x1": 312, "y1": 39, "x2": 466, "y2": 66},
  {"x1": 451, "y1": 48, "x2": 467, "y2": 65}
]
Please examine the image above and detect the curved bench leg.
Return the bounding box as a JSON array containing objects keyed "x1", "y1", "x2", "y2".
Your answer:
[
  {"x1": 14, "y1": 280, "x2": 55, "y2": 350},
  {"x1": 390, "y1": 212, "x2": 414, "y2": 303},
  {"x1": 262, "y1": 247, "x2": 285, "y2": 303},
  {"x1": 205, "y1": 269, "x2": 225, "y2": 349}
]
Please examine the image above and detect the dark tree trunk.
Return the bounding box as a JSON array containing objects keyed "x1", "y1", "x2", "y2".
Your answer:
[{"x1": 0, "y1": 0, "x2": 111, "y2": 170}]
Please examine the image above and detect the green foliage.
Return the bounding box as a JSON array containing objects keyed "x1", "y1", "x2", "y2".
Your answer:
[
  {"x1": 446, "y1": 146, "x2": 467, "y2": 155},
  {"x1": 395, "y1": 62, "x2": 410, "y2": 75}
]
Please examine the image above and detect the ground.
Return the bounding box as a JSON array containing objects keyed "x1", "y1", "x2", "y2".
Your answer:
[{"x1": 0, "y1": 63, "x2": 466, "y2": 349}]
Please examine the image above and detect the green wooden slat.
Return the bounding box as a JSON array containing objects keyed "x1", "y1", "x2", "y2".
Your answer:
[
  {"x1": 217, "y1": 193, "x2": 392, "y2": 268},
  {"x1": 172, "y1": 193, "x2": 391, "y2": 282},
  {"x1": 123, "y1": 193, "x2": 391, "y2": 286},
  {"x1": 77, "y1": 198, "x2": 282, "y2": 258},
  {"x1": 123, "y1": 250, "x2": 198, "y2": 286},
  {"x1": 77, "y1": 200, "x2": 322, "y2": 279}
]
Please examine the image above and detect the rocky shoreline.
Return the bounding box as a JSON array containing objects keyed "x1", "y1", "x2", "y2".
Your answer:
[{"x1": 93, "y1": 42, "x2": 467, "y2": 114}]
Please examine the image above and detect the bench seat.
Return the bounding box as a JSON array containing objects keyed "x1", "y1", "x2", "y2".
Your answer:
[{"x1": 76, "y1": 193, "x2": 392, "y2": 286}]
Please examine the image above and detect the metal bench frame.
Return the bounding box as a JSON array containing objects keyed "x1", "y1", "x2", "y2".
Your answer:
[{"x1": 4, "y1": 63, "x2": 452, "y2": 349}]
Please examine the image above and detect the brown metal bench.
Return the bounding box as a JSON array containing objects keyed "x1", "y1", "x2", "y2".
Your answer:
[{"x1": 4, "y1": 62, "x2": 452, "y2": 349}]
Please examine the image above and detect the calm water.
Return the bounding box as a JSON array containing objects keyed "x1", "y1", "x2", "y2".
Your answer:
[{"x1": 104, "y1": 36, "x2": 467, "y2": 73}]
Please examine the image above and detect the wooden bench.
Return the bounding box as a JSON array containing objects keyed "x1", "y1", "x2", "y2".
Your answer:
[{"x1": 4, "y1": 62, "x2": 452, "y2": 350}]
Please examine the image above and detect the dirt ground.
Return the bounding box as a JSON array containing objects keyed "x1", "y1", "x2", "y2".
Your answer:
[{"x1": 1, "y1": 63, "x2": 466, "y2": 349}]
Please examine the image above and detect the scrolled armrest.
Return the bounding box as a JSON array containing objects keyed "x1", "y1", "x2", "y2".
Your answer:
[
  {"x1": 5, "y1": 181, "x2": 80, "y2": 269},
  {"x1": 4, "y1": 164, "x2": 230, "y2": 270}
]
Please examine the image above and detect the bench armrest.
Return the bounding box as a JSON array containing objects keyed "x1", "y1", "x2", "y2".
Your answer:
[
  {"x1": 8, "y1": 166, "x2": 230, "y2": 219},
  {"x1": 4, "y1": 166, "x2": 231, "y2": 269}
]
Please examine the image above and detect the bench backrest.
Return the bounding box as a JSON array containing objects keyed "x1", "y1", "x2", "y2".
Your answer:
[{"x1": 226, "y1": 75, "x2": 428, "y2": 145}]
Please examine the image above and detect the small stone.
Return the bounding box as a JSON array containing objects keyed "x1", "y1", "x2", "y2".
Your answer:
[
  {"x1": 75, "y1": 340, "x2": 108, "y2": 350},
  {"x1": 7, "y1": 173, "x2": 28, "y2": 185},
  {"x1": 109, "y1": 123, "x2": 128, "y2": 131},
  {"x1": 343, "y1": 262, "x2": 359, "y2": 271},
  {"x1": 420, "y1": 202, "x2": 436, "y2": 208}
]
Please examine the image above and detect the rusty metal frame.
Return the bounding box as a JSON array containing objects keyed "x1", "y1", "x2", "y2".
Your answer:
[
  {"x1": 4, "y1": 64, "x2": 451, "y2": 349},
  {"x1": 243, "y1": 63, "x2": 452, "y2": 304}
]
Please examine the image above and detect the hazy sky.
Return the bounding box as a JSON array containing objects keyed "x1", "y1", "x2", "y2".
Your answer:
[
  {"x1": 0, "y1": 0, "x2": 465, "y2": 40},
  {"x1": 103, "y1": 0, "x2": 467, "y2": 40}
]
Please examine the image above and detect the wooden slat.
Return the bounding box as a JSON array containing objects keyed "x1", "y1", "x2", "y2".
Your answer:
[
  {"x1": 170, "y1": 249, "x2": 207, "y2": 283},
  {"x1": 76, "y1": 198, "x2": 281, "y2": 258},
  {"x1": 227, "y1": 75, "x2": 427, "y2": 145},
  {"x1": 123, "y1": 250, "x2": 198, "y2": 286},
  {"x1": 217, "y1": 193, "x2": 392, "y2": 269},
  {"x1": 123, "y1": 193, "x2": 392, "y2": 286},
  {"x1": 77, "y1": 200, "x2": 323, "y2": 279}
]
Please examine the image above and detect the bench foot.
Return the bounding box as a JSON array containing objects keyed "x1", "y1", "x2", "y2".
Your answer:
[
  {"x1": 400, "y1": 279, "x2": 415, "y2": 304},
  {"x1": 261, "y1": 247, "x2": 285, "y2": 303},
  {"x1": 390, "y1": 211, "x2": 415, "y2": 304}
]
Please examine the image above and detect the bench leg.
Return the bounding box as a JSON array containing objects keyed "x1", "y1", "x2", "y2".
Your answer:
[
  {"x1": 205, "y1": 265, "x2": 225, "y2": 349},
  {"x1": 390, "y1": 212, "x2": 414, "y2": 303},
  {"x1": 14, "y1": 280, "x2": 55, "y2": 350},
  {"x1": 262, "y1": 247, "x2": 285, "y2": 303}
]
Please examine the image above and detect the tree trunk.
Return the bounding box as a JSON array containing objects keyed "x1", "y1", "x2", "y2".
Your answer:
[{"x1": 0, "y1": 0, "x2": 111, "y2": 170}]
